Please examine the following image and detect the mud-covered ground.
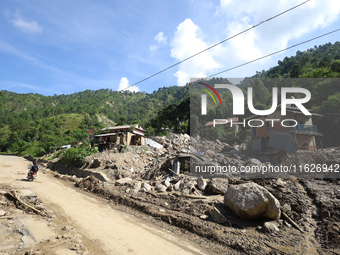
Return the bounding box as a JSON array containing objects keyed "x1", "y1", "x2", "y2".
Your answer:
[
  {"x1": 72, "y1": 174, "x2": 340, "y2": 254},
  {"x1": 301, "y1": 178, "x2": 340, "y2": 250}
]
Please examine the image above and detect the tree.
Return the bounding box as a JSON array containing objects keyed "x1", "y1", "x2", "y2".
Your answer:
[
  {"x1": 145, "y1": 126, "x2": 155, "y2": 137},
  {"x1": 250, "y1": 78, "x2": 270, "y2": 105},
  {"x1": 315, "y1": 92, "x2": 340, "y2": 113},
  {"x1": 319, "y1": 61, "x2": 329, "y2": 68},
  {"x1": 131, "y1": 120, "x2": 142, "y2": 125},
  {"x1": 190, "y1": 114, "x2": 200, "y2": 137},
  {"x1": 331, "y1": 62, "x2": 340, "y2": 73},
  {"x1": 72, "y1": 129, "x2": 89, "y2": 142},
  {"x1": 180, "y1": 122, "x2": 188, "y2": 134},
  {"x1": 323, "y1": 55, "x2": 333, "y2": 63},
  {"x1": 0, "y1": 91, "x2": 3, "y2": 109},
  {"x1": 116, "y1": 115, "x2": 127, "y2": 126},
  {"x1": 290, "y1": 64, "x2": 301, "y2": 78}
]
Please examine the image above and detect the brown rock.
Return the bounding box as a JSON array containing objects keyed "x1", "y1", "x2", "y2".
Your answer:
[
  {"x1": 207, "y1": 178, "x2": 228, "y2": 195},
  {"x1": 115, "y1": 177, "x2": 132, "y2": 186},
  {"x1": 155, "y1": 184, "x2": 167, "y2": 193},
  {"x1": 224, "y1": 183, "x2": 281, "y2": 220}
]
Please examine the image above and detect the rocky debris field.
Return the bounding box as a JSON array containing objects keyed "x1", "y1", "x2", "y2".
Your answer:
[{"x1": 44, "y1": 134, "x2": 340, "y2": 254}]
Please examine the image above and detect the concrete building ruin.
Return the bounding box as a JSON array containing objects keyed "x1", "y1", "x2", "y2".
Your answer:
[{"x1": 249, "y1": 106, "x2": 323, "y2": 153}]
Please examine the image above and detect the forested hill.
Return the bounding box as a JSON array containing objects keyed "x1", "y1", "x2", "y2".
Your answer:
[
  {"x1": 0, "y1": 86, "x2": 189, "y2": 125},
  {"x1": 245, "y1": 41, "x2": 340, "y2": 114},
  {"x1": 240, "y1": 42, "x2": 340, "y2": 147},
  {"x1": 0, "y1": 86, "x2": 189, "y2": 156},
  {"x1": 254, "y1": 41, "x2": 340, "y2": 78}
]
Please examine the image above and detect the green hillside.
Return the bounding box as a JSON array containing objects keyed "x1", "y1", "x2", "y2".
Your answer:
[
  {"x1": 0, "y1": 86, "x2": 189, "y2": 156},
  {"x1": 255, "y1": 41, "x2": 340, "y2": 78}
]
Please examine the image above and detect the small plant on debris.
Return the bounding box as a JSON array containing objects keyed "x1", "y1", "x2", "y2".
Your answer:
[
  {"x1": 59, "y1": 142, "x2": 99, "y2": 167},
  {"x1": 121, "y1": 145, "x2": 130, "y2": 153}
]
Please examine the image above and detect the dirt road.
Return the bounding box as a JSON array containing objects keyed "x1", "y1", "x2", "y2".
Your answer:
[{"x1": 0, "y1": 155, "x2": 207, "y2": 255}]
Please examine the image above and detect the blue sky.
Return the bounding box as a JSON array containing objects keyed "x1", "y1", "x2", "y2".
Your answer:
[{"x1": 1, "y1": 0, "x2": 340, "y2": 96}]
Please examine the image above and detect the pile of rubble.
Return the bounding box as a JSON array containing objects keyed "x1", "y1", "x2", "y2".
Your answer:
[
  {"x1": 152, "y1": 133, "x2": 190, "y2": 152},
  {"x1": 83, "y1": 134, "x2": 191, "y2": 179},
  {"x1": 84, "y1": 132, "x2": 340, "y2": 194},
  {"x1": 112, "y1": 174, "x2": 229, "y2": 196}
]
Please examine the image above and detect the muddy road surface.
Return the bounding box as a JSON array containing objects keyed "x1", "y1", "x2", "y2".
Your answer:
[{"x1": 0, "y1": 155, "x2": 207, "y2": 255}]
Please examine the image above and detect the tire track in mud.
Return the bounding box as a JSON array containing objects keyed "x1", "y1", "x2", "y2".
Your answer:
[{"x1": 296, "y1": 180, "x2": 322, "y2": 254}]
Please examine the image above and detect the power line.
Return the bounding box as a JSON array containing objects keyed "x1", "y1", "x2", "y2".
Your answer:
[
  {"x1": 208, "y1": 28, "x2": 340, "y2": 77},
  {"x1": 120, "y1": 0, "x2": 310, "y2": 91}
]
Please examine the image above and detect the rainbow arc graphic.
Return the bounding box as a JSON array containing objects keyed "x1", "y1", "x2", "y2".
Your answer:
[{"x1": 198, "y1": 82, "x2": 222, "y2": 106}]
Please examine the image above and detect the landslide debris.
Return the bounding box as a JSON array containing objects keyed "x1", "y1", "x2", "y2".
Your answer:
[{"x1": 43, "y1": 134, "x2": 340, "y2": 254}]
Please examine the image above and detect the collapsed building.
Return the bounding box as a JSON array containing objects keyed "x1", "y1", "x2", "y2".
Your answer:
[
  {"x1": 95, "y1": 124, "x2": 147, "y2": 151},
  {"x1": 249, "y1": 105, "x2": 323, "y2": 153}
]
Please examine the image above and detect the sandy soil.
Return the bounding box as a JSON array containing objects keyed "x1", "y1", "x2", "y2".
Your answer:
[{"x1": 0, "y1": 155, "x2": 207, "y2": 255}]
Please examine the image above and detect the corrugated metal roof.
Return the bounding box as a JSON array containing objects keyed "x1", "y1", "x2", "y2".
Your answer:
[
  {"x1": 102, "y1": 124, "x2": 145, "y2": 131},
  {"x1": 147, "y1": 138, "x2": 163, "y2": 149}
]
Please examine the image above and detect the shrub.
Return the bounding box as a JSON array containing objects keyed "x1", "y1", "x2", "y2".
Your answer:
[{"x1": 59, "y1": 145, "x2": 98, "y2": 167}]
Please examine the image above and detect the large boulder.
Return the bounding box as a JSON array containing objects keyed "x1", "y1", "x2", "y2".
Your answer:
[{"x1": 224, "y1": 183, "x2": 281, "y2": 220}]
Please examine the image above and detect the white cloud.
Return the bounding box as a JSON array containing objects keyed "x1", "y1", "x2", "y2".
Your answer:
[
  {"x1": 149, "y1": 45, "x2": 159, "y2": 52},
  {"x1": 215, "y1": 0, "x2": 340, "y2": 61},
  {"x1": 170, "y1": 0, "x2": 340, "y2": 84},
  {"x1": 149, "y1": 31, "x2": 167, "y2": 52},
  {"x1": 170, "y1": 19, "x2": 221, "y2": 86},
  {"x1": 118, "y1": 77, "x2": 139, "y2": 92},
  {"x1": 5, "y1": 10, "x2": 43, "y2": 34},
  {"x1": 154, "y1": 31, "x2": 167, "y2": 45}
]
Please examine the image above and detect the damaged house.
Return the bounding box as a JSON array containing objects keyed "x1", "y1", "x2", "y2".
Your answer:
[
  {"x1": 249, "y1": 105, "x2": 323, "y2": 153},
  {"x1": 95, "y1": 124, "x2": 147, "y2": 151}
]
